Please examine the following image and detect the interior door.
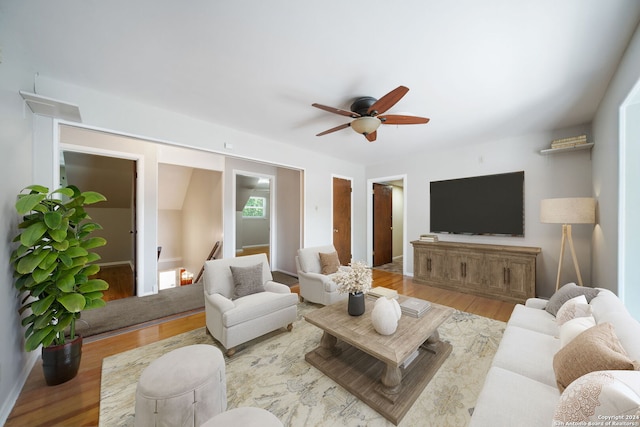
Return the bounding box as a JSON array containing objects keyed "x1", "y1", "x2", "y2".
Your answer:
[
  {"x1": 332, "y1": 177, "x2": 351, "y2": 265},
  {"x1": 373, "y1": 183, "x2": 393, "y2": 266}
]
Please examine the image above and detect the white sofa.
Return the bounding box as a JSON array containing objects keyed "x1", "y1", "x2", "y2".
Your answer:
[
  {"x1": 295, "y1": 245, "x2": 350, "y2": 306},
  {"x1": 203, "y1": 253, "x2": 298, "y2": 356},
  {"x1": 469, "y1": 284, "x2": 640, "y2": 427}
]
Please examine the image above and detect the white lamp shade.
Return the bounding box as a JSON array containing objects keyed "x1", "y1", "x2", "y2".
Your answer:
[
  {"x1": 540, "y1": 197, "x2": 596, "y2": 224},
  {"x1": 350, "y1": 116, "x2": 381, "y2": 135}
]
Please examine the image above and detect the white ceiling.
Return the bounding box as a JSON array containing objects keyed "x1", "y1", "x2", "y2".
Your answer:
[{"x1": 5, "y1": 1, "x2": 640, "y2": 165}]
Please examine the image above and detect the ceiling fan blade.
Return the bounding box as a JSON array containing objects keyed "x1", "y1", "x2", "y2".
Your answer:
[
  {"x1": 316, "y1": 122, "x2": 351, "y2": 136},
  {"x1": 379, "y1": 114, "x2": 430, "y2": 125},
  {"x1": 365, "y1": 131, "x2": 377, "y2": 142},
  {"x1": 368, "y1": 86, "x2": 409, "y2": 116},
  {"x1": 312, "y1": 103, "x2": 360, "y2": 118}
]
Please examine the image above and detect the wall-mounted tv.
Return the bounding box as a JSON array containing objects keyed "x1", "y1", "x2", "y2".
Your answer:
[{"x1": 430, "y1": 171, "x2": 524, "y2": 236}]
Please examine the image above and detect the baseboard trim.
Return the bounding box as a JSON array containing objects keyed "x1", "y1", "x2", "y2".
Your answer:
[{"x1": 0, "y1": 350, "x2": 39, "y2": 425}]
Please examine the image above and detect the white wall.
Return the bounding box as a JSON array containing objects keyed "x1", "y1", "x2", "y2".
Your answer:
[
  {"x1": 367, "y1": 125, "x2": 593, "y2": 298},
  {"x1": 592, "y1": 21, "x2": 640, "y2": 315},
  {"x1": 0, "y1": 59, "x2": 41, "y2": 425},
  {"x1": 35, "y1": 76, "x2": 368, "y2": 261}
]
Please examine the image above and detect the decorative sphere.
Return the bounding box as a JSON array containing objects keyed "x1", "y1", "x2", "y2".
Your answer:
[{"x1": 371, "y1": 297, "x2": 402, "y2": 335}]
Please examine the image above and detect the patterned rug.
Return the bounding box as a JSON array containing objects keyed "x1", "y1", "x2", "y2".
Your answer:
[{"x1": 100, "y1": 302, "x2": 505, "y2": 426}]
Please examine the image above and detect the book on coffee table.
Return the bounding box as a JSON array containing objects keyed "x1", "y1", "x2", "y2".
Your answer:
[
  {"x1": 367, "y1": 286, "x2": 399, "y2": 300},
  {"x1": 399, "y1": 297, "x2": 431, "y2": 318}
]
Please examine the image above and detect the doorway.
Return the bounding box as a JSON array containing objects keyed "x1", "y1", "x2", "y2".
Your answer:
[
  {"x1": 60, "y1": 150, "x2": 137, "y2": 301},
  {"x1": 332, "y1": 176, "x2": 352, "y2": 266},
  {"x1": 235, "y1": 172, "x2": 273, "y2": 262},
  {"x1": 368, "y1": 176, "x2": 406, "y2": 274}
]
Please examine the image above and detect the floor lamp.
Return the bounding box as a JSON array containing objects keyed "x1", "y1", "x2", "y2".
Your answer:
[{"x1": 540, "y1": 197, "x2": 596, "y2": 291}]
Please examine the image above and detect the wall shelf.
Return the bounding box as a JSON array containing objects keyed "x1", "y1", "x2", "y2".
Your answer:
[{"x1": 540, "y1": 142, "x2": 594, "y2": 155}]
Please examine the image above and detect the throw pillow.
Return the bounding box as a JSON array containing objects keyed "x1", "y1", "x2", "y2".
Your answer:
[
  {"x1": 554, "y1": 371, "x2": 640, "y2": 424},
  {"x1": 553, "y1": 322, "x2": 639, "y2": 392},
  {"x1": 229, "y1": 263, "x2": 264, "y2": 300},
  {"x1": 319, "y1": 251, "x2": 340, "y2": 275},
  {"x1": 558, "y1": 316, "x2": 596, "y2": 348},
  {"x1": 545, "y1": 282, "x2": 600, "y2": 317},
  {"x1": 556, "y1": 295, "x2": 592, "y2": 327}
]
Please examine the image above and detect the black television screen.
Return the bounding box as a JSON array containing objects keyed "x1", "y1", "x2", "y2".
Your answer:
[{"x1": 430, "y1": 171, "x2": 524, "y2": 236}]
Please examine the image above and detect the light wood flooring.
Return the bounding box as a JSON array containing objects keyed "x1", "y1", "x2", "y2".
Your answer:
[
  {"x1": 6, "y1": 269, "x2": 515, "y2": 427},
  {"x1": 94, "y1": 264, "x2": 135, "y2": 302}
]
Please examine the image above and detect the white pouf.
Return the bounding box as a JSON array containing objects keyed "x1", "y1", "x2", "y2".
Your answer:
[
  {"x1": 201, "y1": 407, "x2": 283, "y2": 427},
  {"x1": 135, "y1": 344, "x2": 227, "y2": 427}
]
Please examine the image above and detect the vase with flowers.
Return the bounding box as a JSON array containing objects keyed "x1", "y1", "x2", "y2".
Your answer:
[{"x1": 334, "y1": 261, "x2": 372, "y2": 316}]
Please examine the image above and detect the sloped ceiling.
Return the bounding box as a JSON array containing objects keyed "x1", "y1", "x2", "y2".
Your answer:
[{"x1": 4, "y1": 1, "x2": 640, "y2": 165}]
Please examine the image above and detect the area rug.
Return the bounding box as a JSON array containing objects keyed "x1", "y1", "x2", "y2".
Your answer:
[{"x1": 100, "y1": 302, "x2": 505, "y2": 427}]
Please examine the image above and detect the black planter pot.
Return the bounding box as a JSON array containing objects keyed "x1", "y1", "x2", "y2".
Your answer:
[
  {"x1": 348, "y1": 292, "x2": 365, "y2": 316},
  {"x1": 41, "y1": 335, "x2": 83, "y2": 386}
]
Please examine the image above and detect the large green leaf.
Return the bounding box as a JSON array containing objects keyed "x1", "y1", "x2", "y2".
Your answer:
[
  {"x1": 31, "y1": 294, "x2": 55, "y2": 316},
  {"x1": 16, "y1": 251, "x2": 48, "y2": 274},
  {"x1": 80, "y1": 236, "x2": 107, "y2": 249},
  {"x1": 32, "y1": 262, "x2": 58, "y2": 284},
  {"x1": 57, "y1": 293, "x2": 86, "y2": 312},
  {"x1": 56, "y1": 274, "x2": 76, "y2": 293},
  {"x1": 25, "y1": 326, "x2": 54, "y2": 352},
  {"x1": 20, "y1": 222, "x2": 48, "y2": 247},
  {"x1": 48, "y1": 227, "x2": 68, "y2": 243},
  {"x1": 53, "y1": 313, "x2": 74, "y2": 332},
  {"x1": 84, "y1": 298, "x2": 106, "y2": 310},
  {"x1": 64, "y1": 247, "x2": 89, "y2": 258},
  {"x1": 43, "y1": 211, "x2": 62, "y2": 229},
  {"x1": 38, "y1": 252, "x2": 58, "y2": 270},
  {"x1": 83, "y1": 264, "x2": 100, "y2": 276},
  {"x1": 51, "y1": 187, "x2": 74, "y2": 198},
  {"x1": 15, "y1": 193, "x2": 46, "y2": 215},
  {"x1": 80, "y1": 191, "x2": 106, "y2": 205},
  {"x1": 33, "y1": 310, "x2": 56, "y2": 329},
  {"x1": 14, "y1": 273, "x2": 36, "y2": 291},
  {"x1": 79, "y1": 279, "x2": 109, "y2": 293},
  {"x1": 85, "y1": 253, "x2": 101, "y2": 263},
  {"x1": 52, "y1": 240, "x2": 70, "y2": 251}
]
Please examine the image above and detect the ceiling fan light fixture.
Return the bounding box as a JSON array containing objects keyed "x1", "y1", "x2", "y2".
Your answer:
[{"x1": 350, "y1": 116, "x2": 381, "y2": 135}]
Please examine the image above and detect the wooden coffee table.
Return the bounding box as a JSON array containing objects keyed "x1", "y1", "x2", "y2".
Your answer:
[{"x1": 304, "y1": 297, "x2": 454, "y2": 425}]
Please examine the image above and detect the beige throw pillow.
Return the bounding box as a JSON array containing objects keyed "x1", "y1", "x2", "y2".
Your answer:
[
  {"x1": 553, "y1": 322, "x2": 639, "y2": 392},
  {"x1": 319, "y1": 251, "x2": 340, "y2": 275}
]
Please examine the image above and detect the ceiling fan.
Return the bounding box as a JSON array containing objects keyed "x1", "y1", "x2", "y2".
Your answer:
[{"x1": 312, "y1": 85, "x2": 430, "y2": 142}]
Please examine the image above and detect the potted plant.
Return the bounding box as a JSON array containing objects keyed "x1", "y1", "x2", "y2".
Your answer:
[
  {"x1": 11, "y1": 185, "x2": 109, "y2": 385},
  {"x1": 334, "y1": 261, "x2": 372, "y2": 316}
]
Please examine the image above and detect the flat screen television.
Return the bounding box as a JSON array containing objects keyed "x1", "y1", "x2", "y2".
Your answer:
[{"x1": 430, "y1": 171, "x2": 524, "y2": 236}]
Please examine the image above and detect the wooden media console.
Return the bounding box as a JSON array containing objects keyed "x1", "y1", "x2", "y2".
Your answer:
[{"x1": 411, "y1": 240, "x2": 541, "y2": 304}]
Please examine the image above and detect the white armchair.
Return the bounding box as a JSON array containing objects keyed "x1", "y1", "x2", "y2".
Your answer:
[
  {"x1": 203, "y1": 253, "x2": 298, "y2": 356},
  {"x1": 295, "y1": 245, "x2": 350, "y2": 306}
]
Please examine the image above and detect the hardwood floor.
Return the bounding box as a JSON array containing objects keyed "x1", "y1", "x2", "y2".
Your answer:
[
  {"x1": 6, "y1": 270, "x2": 515, "y2": 427},
  {"x1": 93, "y1": 264, "x2": 135, "y2": 302}
]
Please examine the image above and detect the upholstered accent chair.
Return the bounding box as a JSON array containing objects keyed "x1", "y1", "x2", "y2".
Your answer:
[
  {"x1": 203, "y1": 253, "x2": 298, "y2": 356},
  {"x1": 295, "y1": 245, "x2": 350, "y2": 306}
]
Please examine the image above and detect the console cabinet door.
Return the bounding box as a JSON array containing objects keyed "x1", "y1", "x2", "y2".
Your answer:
[
  {"x1": 414, "y1": 247, "x2": 447, "y2": 283},
  {"x1": 484, "y1": 255, "x2": 509, "y2": 294},
  {"x1": 505, "y1": 256, "x2": 535, "y2": 300}
]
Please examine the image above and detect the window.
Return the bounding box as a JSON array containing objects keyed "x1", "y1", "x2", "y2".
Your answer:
[{"x1": 242, "y1": 196, "x2": 266, "y2": 218}]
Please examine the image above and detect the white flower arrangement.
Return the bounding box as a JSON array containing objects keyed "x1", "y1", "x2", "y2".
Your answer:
[{"x1": 334, "y1": 261, "x2": 372, "y2": 294}]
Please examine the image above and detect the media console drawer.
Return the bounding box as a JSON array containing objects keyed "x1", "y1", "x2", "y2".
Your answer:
[{"x1": 411, "y1": 241, "x2": 541, "y2": 304}]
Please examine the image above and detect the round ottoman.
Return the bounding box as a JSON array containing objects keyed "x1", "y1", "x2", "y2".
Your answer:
[
  {"x1": 201, "y1": 407, "x2": 283, "y2": 427},
  {"x1": 134, "y1": 344, "x2": 226, "y2": 427}
]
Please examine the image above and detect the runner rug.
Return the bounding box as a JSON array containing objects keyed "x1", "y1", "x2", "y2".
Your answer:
[{"x1": 100, "y1": 302, "x2": 505, "y2": 427}]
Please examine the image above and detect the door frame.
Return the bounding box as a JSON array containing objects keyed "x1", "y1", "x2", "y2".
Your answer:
[
  {"x1": 57, "y1": 142, "x2": 145, "y2": 297},
  {"x1": 331, "y1": 174, "x2": 354, "y2": 264},
  {"x1": 367, "y1": 174, "x2": 407, "y2": 273},
  {"x1": 233, "y1": 169, "x2": 277, "y2": 266}
]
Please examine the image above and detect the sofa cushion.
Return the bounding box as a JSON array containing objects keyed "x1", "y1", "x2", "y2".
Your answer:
[
  {"x1": 553, "y1": 322, "x2": 639, "y2": 392},
  {"x1": 230, "y1": 263, "x2": 265, "y2": 300},
  {"x1": 507, "y1": 304, "x2": 557, "y2": 336},
  {"x1": 596, "y1": 311, "x2": 640, "y2": 362},
  {"x1": 559, "y1": 316, "x2": 596, "y2": 348},
  {"x1": 319, "y1": 251, "x2": 340, "y2": 275},
  {"x1": 545, "y1": 283, "x2": 600, "y2": 317},
  {"x1": 469, "y1": 366, "x2": 560, "y2": 427},
  {"x1": 556, "y1": 295, "x2": 592, "y2": 326},
  {"x1": 223, "y1": 291, "x2": 299, "y2": 327},
  {"x1": 491, "y1": 325, "x2": 560, "y2": 387},
  {"x1": 554, "y1": 370, "x2": 640, "y2": 424}
]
